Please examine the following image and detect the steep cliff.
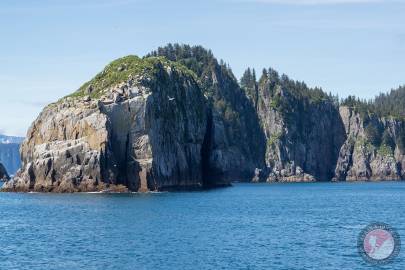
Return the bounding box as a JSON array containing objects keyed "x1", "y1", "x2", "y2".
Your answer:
[
  {"x1": 2, "y1": 56, "x2": 215, "y2": 192},
  {"x1": 334, "y1": 106, "x2": 405, "y2": 181},
  {"x1": 250, "y1": 69, "x2": 346, "y2": 182},
  {"x1": 2, "y1": 45, "x2": 405, "y2": 192},
  {"x1": 148, "y1": 45, "x2": 266, "y2": 181}
]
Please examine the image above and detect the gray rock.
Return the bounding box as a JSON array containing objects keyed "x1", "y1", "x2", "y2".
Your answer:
[
  {"x1": 256, "y1": 80, "x2": 346, "y2": 182},
  {"x1": 2, "y1": 61, "x2": 212, "y2": 192},
  {"x1": 333, "y1": 106, "x2": 405, "y2": 181}
]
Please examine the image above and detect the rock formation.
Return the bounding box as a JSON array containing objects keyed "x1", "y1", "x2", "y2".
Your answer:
[
  {"x1": 2, "y1": 44, "x2": 405, "y2": 192},
  {"x1": 147, "y1": 45, "x2": 266, "y2": 182},
  {"x1": 2, "y1": 56, "x2": 217, "y2": 192},
  {"x1": 250, "y1": 69, "x2": 346, "y2": 182},
  {"x1": 333, "y1": 106, "x2": 405, "y2": 181}
]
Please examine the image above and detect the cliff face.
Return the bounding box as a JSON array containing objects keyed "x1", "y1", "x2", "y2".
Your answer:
[
  {"x1": 2, "y1": 57, "x2": 213, "y2": 192},
  {"x1": 334, "y1": 106, "x2": 405, "y2": 181},
  {"x1": 254, "y1": 73, "x2": 346, "y2": 182},
  {"x1": 199, "y1": 62, "x2": 266, "y2": 182},
  {"x1": 2, "y1": 45, "x2": 405, "y2": 192},
  {"x1": 3, "y1": 47, "x2": 268, "y2": 193},
  {"x1": 147, "y1": 45, "x2": 266, "y2": 182}
]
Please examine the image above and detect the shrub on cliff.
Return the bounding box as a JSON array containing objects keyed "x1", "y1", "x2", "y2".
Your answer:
[
  {"x1": 382, "y1": 130, "x2": 395, "y2": 150},
  {"x1": 365, "y1": 123, "x2": 382, "y2": 146}
]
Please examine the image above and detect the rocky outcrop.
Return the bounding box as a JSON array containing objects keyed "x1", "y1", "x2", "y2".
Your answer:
[
  {"x1": 148, "y1": 45, "x2": 266, "y2": 182},
  {"x1": 333, "y1": 106, "x2": 405, "y2": 181},
  {"x1": 0, "y1": 162, "x2": 9, "y2": 181},
  {"x1": 2, "y1": 45, "x2": 404, "y2": 192},
  {"x1": 2, "y1": 57, "x2": 215, "y2": 192},
  {"x1": 251, "y1": 71, "x2": 346, "y2": 182}
]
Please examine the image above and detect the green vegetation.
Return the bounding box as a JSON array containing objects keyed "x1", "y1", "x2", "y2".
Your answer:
[
  {"x1": 147, "y1": 44, "x2": 236, "y2": 96},
  {"x1": 269, "y1": 93, "x2": 284, "y2": 111},
  {"x1": 267, "y1": 132, "x2": 283, "y2": 147},
  {"x1": 258, "y1": 68, "x2": 332, "y2": 105},
  {"x1": 66, "y1": 55, "x2": 151, "y2": 99},
  {"x1": 148, "y1": 44, "x2": 246, "y2": 128},
  {"x1": 374, "y1": 86, "x2": 405, "y2": 119},
  {"x1": 355, "y1": 137, "x2": 374, "y2": 153},
  {"x1": 147, "y1": 44, "x2": 266, "y2": 160},
  {"x1": 147, "y1": 44, "x2": 218, "y2": 79},
  {"x1": 364, "y1": 123, "x2": 382, "y2": 146},
  {"x1": 354, "y1": 135, "x2": 394, "y2": 156},
  {"x1": 381, "y1": 130, "x2": 395, "y2": 150},
  {"x1": 62, "y1": 55, "x2": 197, "y2": 101},
  {"x1": 240, "y1": 68, "x2": 258, "y2": 107},
  {"x1": 245, "y1": 67, "x2": 336, "y2": 122},
  {"x1": 340, "y1": 86, "x2": 405, "y2": 120},
  {"x1": 378, "y1": 144, "x2": 394, "y2": 157}
]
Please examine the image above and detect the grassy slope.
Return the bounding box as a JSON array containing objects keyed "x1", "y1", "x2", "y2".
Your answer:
[{"x1": 61, "y1": 55, "x2": 197, "y2": 101}]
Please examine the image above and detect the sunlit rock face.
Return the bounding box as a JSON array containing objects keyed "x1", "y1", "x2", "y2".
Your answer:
[
  {"x1": 334, "y1": 106, "x2": 405, "y2": 181},
  {"x1": 253, "y1": 72, "x2": 346, "y2": 182},
  {"x1": 3, "y1": 45, "x2": 405, "y2": 193},
  {"x1": 2, "y1": 57, "x2": 214, "y2": 192}
]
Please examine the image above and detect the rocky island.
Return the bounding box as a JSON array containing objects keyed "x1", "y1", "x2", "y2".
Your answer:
[{"x1": 2, "y1": 44, "x2": 405, "y2": 192}]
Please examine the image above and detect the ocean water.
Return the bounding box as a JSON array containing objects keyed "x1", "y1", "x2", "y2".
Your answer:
[{"x1": 0, "y1": 182, "x2": 404, "y2": 270}]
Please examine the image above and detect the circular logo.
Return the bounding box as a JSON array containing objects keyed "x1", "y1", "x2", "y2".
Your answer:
[{"x1": 358, "y1": 222, "x2": 401, "y2": 265}]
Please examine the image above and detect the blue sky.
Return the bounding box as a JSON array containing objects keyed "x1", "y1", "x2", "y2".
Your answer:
[{"x1": 0, "y1": 0, "x2": 404, "y2": 136}]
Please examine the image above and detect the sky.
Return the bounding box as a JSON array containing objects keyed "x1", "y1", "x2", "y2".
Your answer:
[{"x1": 0, "y1": 0, "x2": 404, "y2": 136}]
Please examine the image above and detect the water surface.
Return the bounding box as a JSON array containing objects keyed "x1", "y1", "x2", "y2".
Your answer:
[{"x1": 0, "y1": 182, "x2": 404, "y2": 269}]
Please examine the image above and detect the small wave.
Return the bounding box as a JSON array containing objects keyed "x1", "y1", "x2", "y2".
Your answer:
[{"x1": 341, "y1": 224, "x2": 367, "y2": 229}]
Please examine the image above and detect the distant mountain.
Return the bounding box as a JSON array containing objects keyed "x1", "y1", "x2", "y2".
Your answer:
[
  {"x1": 0, "y1": 135, "x2": 24, "y2": 144},
  {"x1": 0, "y1": 135, "x2": 23, "y2": 175}
]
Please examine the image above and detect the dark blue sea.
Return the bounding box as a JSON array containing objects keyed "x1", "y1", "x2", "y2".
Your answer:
[{"x1": 0, "y1": 182, "x2": 404, "y2": 270}]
